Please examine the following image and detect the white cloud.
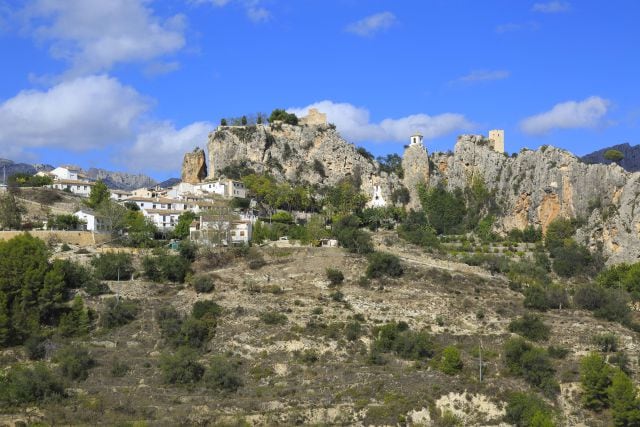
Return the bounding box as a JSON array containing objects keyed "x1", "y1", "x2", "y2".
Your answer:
[
  {"x1": 127, "y1": 121, "x2": 213, "y2": 172},
  {"x1": 0, "y1": 75, "x2": 150, "y2": 153},
  {"x1": 288, "y1": 100, "x2": 474, "y2": 143},
  {"x1": 345, "y1": 12, "x2": 397, "y2": 37},
  {"x1": 455, "y1": 69, "x2": 510, "y2": 83},
  {"x1": 532, "y1": 1, "x2": 571, "y2": 13},
  {"x1": 23, "y1": 0, "x2": 186, "y2": 76},
  {"x1": 520, "y1": 96, "x2": 610, "y2": 135},
  {"x1": 194, "y1": 0, "x2": 270, "y2": 23}
]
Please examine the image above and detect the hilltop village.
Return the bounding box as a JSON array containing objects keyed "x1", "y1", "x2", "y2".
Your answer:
[{"x1": 3, "y1": 109, "x2": 640, "y2": 426}]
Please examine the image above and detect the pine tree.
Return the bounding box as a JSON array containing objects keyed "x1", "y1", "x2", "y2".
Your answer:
[
  {"x1": 0, "y1": 291, "x2": 11, "y2": 346},
  {"x1": 580, "y1": 353, "x2": 613, "y2": 411},
  {"x1": 39, "y1": 262, "x2": 66, "y2": 323},
  {"x1": 71, "y1": 295, "x2": 90, "y2": 336},
  {"x1": 608, "y1": 369, "x2": 640, "y2": 426}
]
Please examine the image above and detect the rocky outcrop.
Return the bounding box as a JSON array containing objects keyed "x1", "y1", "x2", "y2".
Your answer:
[
  {"x1": 182, "y1": 148, "x2": 208, "y2": 184},
  {"x1": 207, "y1": 123, "x2": 402, "y2": 203},
  {"x1": 402, "y1": 140, "x2": 430, "y2": 211},
  {"x1": 432, "y1": 135, "x2": 639, "y2": 264}
]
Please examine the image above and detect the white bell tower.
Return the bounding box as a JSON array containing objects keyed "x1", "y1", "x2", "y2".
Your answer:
[{"x1": 410, "y1": 131, "x2": 424, "y2": 146}]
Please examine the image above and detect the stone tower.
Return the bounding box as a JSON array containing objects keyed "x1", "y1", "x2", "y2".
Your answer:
[
  {"x1": 488, "y1": 129, "x2": 504, "y2": 153},
  {"x1": 402, "y1": 132, "x2": 430, "y2": 211},
  {"x1": 181, "y1": 147, "x2": 208, "y2": 184}
]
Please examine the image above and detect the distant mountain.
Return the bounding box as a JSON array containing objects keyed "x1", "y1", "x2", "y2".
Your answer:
[
  {"x1": 0, "y1": 159, "x2": 54, "y2": 182},
  {"x1": 158, "y1": 177, "x2": 181, "y2": 188},
  {"x1": 84, "y1": 168, "x2": 157, "y2": 191},
  {"x1": 581, "y1": 143, "x2": 640, "y2": 172}
]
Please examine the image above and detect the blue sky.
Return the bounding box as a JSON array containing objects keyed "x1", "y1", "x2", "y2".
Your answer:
[{"x1": 0, "y1": 0, "x2": 638, "y2": 180}]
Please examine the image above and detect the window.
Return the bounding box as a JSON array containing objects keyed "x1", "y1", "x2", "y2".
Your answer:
[{"x1": 240, "y1": 231, "x2": 245, "y2": 237}]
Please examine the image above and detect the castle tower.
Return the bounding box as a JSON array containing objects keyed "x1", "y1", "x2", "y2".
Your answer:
[
  {"x1": 410, "y1": 131, "x2": 424, "y2": 146},
  {"x1": 488, "y1": 129, "x2": 504, "y2": 153},
  {"x1": 402, "y1": 132, "x2": 430, "y2": 211}
]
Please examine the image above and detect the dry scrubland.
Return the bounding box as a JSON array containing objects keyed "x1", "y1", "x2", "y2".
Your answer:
[{"x1": 2, "y1": 235, "x2": 637, "y2": 426}]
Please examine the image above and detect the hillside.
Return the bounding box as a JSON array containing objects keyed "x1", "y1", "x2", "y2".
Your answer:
[
  {"x1": 1, "y1": 235, "x2": 634, "y2": 426},
  {"x1": 582, "y1": 143, "x2": 640, "y2": 172}
]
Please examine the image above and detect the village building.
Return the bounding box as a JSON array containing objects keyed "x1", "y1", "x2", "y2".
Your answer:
[
  {"x1": 142, "y1": 209, "x2": 183, "y2": 230},
  {"x1": 110, "y1": 189, "x2": 132, "y2": 201},
  {"x1": 73, "y1": 208, "x2": 103, "y2": 232},
  {"x1": 50, "y1": 179, "x2": 95, "y2": 197}
]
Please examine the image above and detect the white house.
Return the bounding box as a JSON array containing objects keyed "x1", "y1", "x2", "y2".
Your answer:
[
  {"x1": 141, "y1": 209, "x2": 183, "y2": 230},
  {"x1": 110, "y1": 189, "x2": 132, "y2": 201},
  {"x1": 123, "y1": 196, "x2": 190, "y2": 212},
  {"x1": 131, "y1": 186, "x2": 167, "y2": 199},
  {"x1": 225, "y1": 180, "x2": 247, "y2": 198},
  {"x1": 74, "y1": 208, "x2": 103, "y2": 231},
  {"x1": 50, "y1": 167, "x2": 80, "y2": 181},
  {"x1": 189, "y1": 213, "x2": 251, "y2": 246},
  {"x1": 50, "y1": 179, "x2": 95, "y2": 197},
  {"x1": 230, "y1": 220, "x2": 252, "y2": 244}
]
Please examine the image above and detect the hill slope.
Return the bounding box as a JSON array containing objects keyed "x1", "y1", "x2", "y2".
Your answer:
[{"x1": 581, "y1": 142, "x2": 640, "y2": 172}]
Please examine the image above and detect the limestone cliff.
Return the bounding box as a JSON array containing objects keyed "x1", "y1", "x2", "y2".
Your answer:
[
  {"x1": 432, "y1": 135, "x2": 639, "y2": 264},
  {"x1": 182, "y1": 148, "x2": 207, "y2": 184},
  {"x1": 402, "y1": 139, "x2": 430, "y2": 211},
  {"x1": 207, "y1": 123, "x2": 402, "y2": 203}
]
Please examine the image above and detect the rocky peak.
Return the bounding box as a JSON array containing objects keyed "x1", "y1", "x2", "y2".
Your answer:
[{"x1": 182, "y1": 147, "x2": 208, "y2": 184}]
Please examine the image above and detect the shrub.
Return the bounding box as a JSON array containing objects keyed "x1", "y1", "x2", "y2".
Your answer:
[
  {"x1": 55, "y1": 346, "x2": 95, "y2": 381},
  {"x1": 345, "y1": 321, "x2": 362, "y2": 341},
  {"x1": 508, "y1": 313, "x2": 551, "y2": 342},
  {"x1": 100, "y1": 297, "x2": 139, "y2": 328},
  {"x1": 505, "y1": 392, "x2": 555, "y2": 427},
  {"x1": 504, "y1": 338, "x2": 558, "y2": 397},
  {"x1": 24, "y1": 335, "x2": 47, "y2": 360},
  {"x1": 592, "y1": 333, "x2": 618, "y2": 352},
  {"x1": 260, "y1": 311, "x2": 287, "y2": 325},
  {"x1": 608, "y1": 369, "x2": 640, "y2": 426},
  {"x1": 580, "y1": 352, "x2": 613, "y2": 411},
  {"x1": 547, "y1": 345, "x2": 570, "y2": 359},
  {"x1": 330, "y1": 290, "x2": 344, "y2": 302},
  {"x1": 332, "y1": 215, "x2": 374, "y2": 254},
  {"x1": 110, "y1": 359, "x2": 129, "y2": 377},
  {"x1": 192, "y1": 275, "x2": 214, "y2": 293},
  {"x1": 439, "y1": 346, "x2": 463, "y2": 375},
  {"x1": 160, "y1": 347, "x2": 205, "y2": 385},
  {"x1": 0, "y1": 363, "x2": 65, "y2": 405},
  {"x1": 192, "y1": 300, "x2": 223, "y2": 320},
  {"x1": 366, "y1": 252, "x2": 403, "y2": 278},
  {"x1": 326, "y1": 268, "x2": 344, "y2": 286},
  {"x1": 91, "y1": 253, "x2": 134, "y2": 280},
  {"x1": 372, "y1": 322, "x2": 434, "y2": 361},
  {"x1": 574, "y1": 284, "x2": 632, "y2": 324},
  {"x1": 204, "y1": 356, "x2": 243, "y2": 392}
]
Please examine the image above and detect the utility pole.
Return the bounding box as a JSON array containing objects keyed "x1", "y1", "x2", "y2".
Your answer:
[{"x1": 479, "y1": 337, "x2": 483, "y2": 383}]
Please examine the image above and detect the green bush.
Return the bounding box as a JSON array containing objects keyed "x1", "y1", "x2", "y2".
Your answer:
[
  {"x1": 91, "y1": 252, "x2": 134, "y2": 280},
  {"x1": 110, "y1": 359, "x2": 129, "y2": 377},
  {"x1": 204, "y1": 356, "x2": 243, "y2": 392},
  {"x1": 574, "y1": 284, "x2": 631, "y2": 324},
  {"x1": 580, "y1": 352, "x2": 613, "y2": 411},
  {"x1": 160, "y1": 347, "x2": 205, "y2": 385},
  {"x1": 397, "y1": 211, "x2": 440, "y2": 248},
  {"x1": 24, "y1": 335, "x2": 47, "y2": 360},
  {"x1": 192, "y1": 300, "x2": 223, "y2": 320},
  {"x1": 100, "y1": 297, "x2": 139, "y2": 328},
  {"x1": 260, "y1": 311, "x2": 287, "y2": 325},
  {"x1": 592, "y1": 333, "x2": 618, "y2": 352},
  {"x1": 508, "y1": 313, "x2": 551, "y2": 342},
  {"x1": 504, "y1": 337, "x2": 558, "y2": 397},
  {"x1": 332, "y1": 215, "x2": 374, "y2": 254},
  {"x1": 439, "y1": 346, "x2": 463, "y2": 375},
  {"x1": 372, "y1": 322, "x2": 434, "y2": 361},
  {"x1": 505, "y1": 392, "x2": 556, "y2": 427},
  {"x1": 143, "y1": 253, "x2": 191, "y2": 283},
  {"x1": 0, "y1": 363, "x2": 65, "y2": 405},
  {"x1": 366, "y1": 252, "x2": 403, "y2": 278},
  {"x1": 330, "y1": 290, "x2": 344, "y2": 302},
  {"x1": 326, "y1": 268, "x2": 344, "y2": 286},
  {"x1": 192, "y1": 275, "x2": 214, "y2": 293},
  {"x1": 55, "y1": 346, "x2": 95, "y2": 381}
]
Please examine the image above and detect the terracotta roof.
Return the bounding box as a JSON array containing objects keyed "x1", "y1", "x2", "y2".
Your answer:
[{"x1": 53, "y1": 179, "x2": 95, "y2": 185}]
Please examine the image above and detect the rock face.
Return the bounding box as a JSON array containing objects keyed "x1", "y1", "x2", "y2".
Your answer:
[
  {"x1": 207, "y1": 123, "x2": 402, "y2": 203},
  {"x1": 432, "y1": 135, "x2": 639, "y2": 264},
  {"x1": 85, "y1": 168, "x2": 156, "y2": 190},
  {"x1": 182, "y1": 148, "x2": 208, "y2": 184},
  {"x1": 402, "y1": 139, "x2": 430, "y2": 210}
]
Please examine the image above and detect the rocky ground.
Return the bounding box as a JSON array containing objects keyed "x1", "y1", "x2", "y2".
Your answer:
[{"x1": 2, "y1": 240, "x2": 637, "y2": 426}]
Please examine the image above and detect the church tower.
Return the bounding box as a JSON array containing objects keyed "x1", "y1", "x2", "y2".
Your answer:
[{"x1": 402, "y1": 132, "x2": 430, "y2": 211}]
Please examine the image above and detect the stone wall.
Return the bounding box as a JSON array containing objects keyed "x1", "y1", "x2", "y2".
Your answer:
[
  {"x1": 0, "y1": 231, "x2": 112, "y2": 246},
  {"x1": 298, "y1": 108, "x2": 327, "y2": 126}
]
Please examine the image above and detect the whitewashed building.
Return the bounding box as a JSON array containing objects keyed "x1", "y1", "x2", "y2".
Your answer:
[
  {"x1": 50, "y1": 167, "x2": 79, "y2": 181},
  {"x1": 50, "y1": 179, "x2": 95, "y2": 197},
  {"x1": 142, "y1": 209, "x2": 183, "y2": 230},
  {"x1": 110, "y1": 189, "x2": 132, "y2": 201},
  {"x1": 74, "y1": 208, "x2": 102, "y2": 231}
]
